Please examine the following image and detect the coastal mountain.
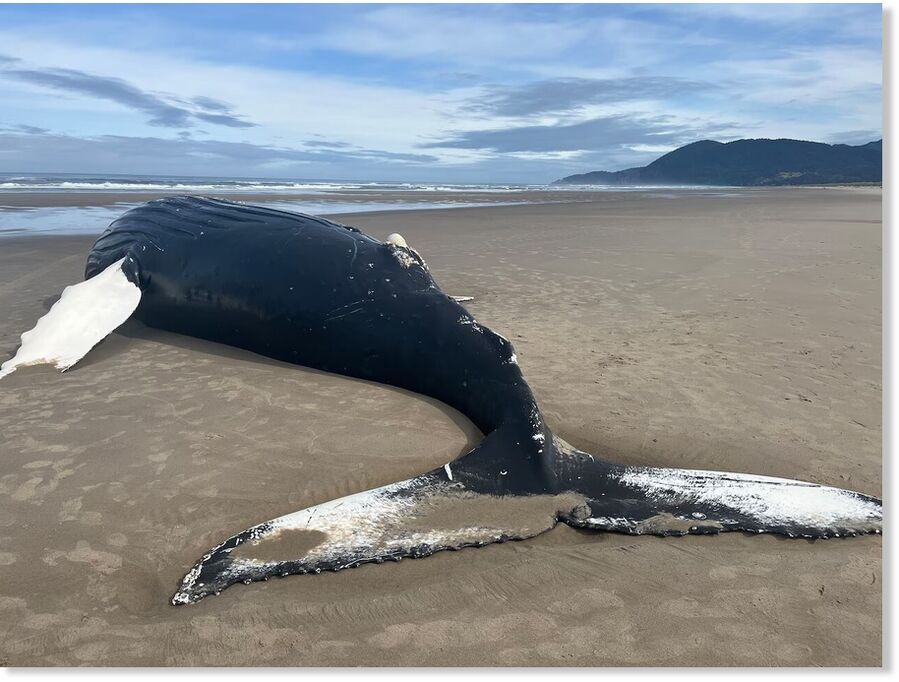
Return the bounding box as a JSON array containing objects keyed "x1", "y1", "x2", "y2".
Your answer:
[{"x1": 553, "y1": 138, "x2": 882, "y2": 186}]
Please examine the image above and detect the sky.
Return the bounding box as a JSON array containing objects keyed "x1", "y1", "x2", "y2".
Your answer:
[{"x1": 0, "y1": 3, "x2": 883, "y2": 183}]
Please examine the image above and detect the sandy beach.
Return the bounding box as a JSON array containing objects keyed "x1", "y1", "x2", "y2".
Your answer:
[{"x1": 0, "y1": 188, "x2": 881, "y2": 666}]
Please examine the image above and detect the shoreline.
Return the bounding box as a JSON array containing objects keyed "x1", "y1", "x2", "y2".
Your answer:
[
  {"x1": 1, "y1": 186, "x2": 879, "y2": 241},
  {"x1": 0, "y1": 186, "x2": 782, "y2": 209},
  {"x1": 0, "y1": 183, "x2": 878, "y2": 209},
  {"x1": 0, "y1": 186, "x2": 880, "y2": 240},
  {"x1": 0, "y1": 188, "x2": 594, "y2": 208}
]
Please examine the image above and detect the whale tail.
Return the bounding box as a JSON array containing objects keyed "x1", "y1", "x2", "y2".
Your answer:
[
  {"x1": 0, "y1": 256, "x2": 141, "y2": 380},
  {"x1": 172, "y1": 431, "x2": 881, "y2": 605}
]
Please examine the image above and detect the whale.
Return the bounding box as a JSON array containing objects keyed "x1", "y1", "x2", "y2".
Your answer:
[{"x1": 0, "y1": 196, "x2": 882, "y2": 605}]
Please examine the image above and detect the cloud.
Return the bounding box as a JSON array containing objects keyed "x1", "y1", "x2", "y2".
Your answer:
[
  {"x1": 0, "y1": 4, "x2": 881, "y2": 183},
  {"x1": 304, "y1": 139, "x2": 353, "y2": 149},
  {"x1": 659, "y1": 2, "x2": 874, "y2": 32},
  {"x1": 421, "y1": 114, "x2": 736, "y2": 154},
  {"x1": 0, "y1": 65, "x2": 193, "y2": 126},
  {"x1": 0, "y1": 60, "x2": 257, "y2": 129},
  {"x1": 0, "y1": 127, "x2": 639, "y2": 182},
  {"x1": 0, "y1": 130, "x2": 438, "y2": 177},
  {"x1": 189, "y1": 95, "x2": 256, "y2": 127},
  {"x1": 470, "y1": 77, "x2": 718, "y2": 117},
  {"x1": 191, "y1": 96, "x2": 232, "y2": 113},
  {"x1": 303, "y1": 5, "x2": 593, "y2": 66},
  {"x1": 0, "y1": 123, "x2": 49, "y2": 134},
  {"x1": 193, "y1": 111, "x2": 256, "y2": 129}
]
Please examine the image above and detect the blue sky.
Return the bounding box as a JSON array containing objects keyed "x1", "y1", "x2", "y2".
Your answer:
[{"x1": 0, "y1": 3, "x2": 882, "y2": 183}]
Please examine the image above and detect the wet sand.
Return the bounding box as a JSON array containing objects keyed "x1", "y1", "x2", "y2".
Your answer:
[{"x1": 0, "y1": 188, "x2": 882, "y2": 666}]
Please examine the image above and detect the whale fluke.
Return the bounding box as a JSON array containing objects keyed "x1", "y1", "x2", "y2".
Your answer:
[
  {"x1": 173, "y1": 432, "x2": 881, "y2": 604},
  {"x1": 0, "y1": 256, "x2": 141, "y2": 380}
]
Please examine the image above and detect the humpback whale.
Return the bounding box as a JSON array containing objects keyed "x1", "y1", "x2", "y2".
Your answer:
[{"x1": 0, "y1": 196, "x2": 882, "y2": 605}]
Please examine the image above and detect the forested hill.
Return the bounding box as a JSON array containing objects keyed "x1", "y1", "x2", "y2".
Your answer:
[{"x1": 553, "y1": 138, "x2": 882, "y2": 186}]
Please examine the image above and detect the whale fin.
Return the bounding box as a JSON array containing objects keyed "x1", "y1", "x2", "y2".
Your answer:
[
  {"x1": 0, "y1": 256, "x2": 141, "y2": 380},
  {"x1": 171, "y1": 462, "x2": 578, "y2": 604},
  {"x1": 554, "y1": 440, "x2": 882, "y2": 539}
]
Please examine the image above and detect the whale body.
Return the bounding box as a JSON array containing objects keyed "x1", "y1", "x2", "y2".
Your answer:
[{"x1": 0, "y1": 196, "x2": 882, "y2": 605}]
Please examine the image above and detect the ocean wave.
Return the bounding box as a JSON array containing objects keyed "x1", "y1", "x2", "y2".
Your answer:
[{"x1": 0, "y1": 176, "x2": 542, "y2": 193}]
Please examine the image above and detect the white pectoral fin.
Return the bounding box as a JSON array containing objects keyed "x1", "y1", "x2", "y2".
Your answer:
[
  {"x1": 451, "y1": 296, "x2": 474, "y2": 303},
  {"x1": 0, "y1": 257, "x2": 141, "y2": 379}
]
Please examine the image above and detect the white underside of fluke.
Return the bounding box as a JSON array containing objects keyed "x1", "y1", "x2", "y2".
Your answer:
[
  {"x1": 0, "y1": 257, "x2": 141, "y2": 379},
  {"x1": 616, "y1": 466, "x2": 881, "y2": 530}
]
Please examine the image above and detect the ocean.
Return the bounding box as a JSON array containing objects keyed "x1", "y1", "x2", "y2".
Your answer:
[{"x1": 0, "y1": 172, "x2": 736, "y2": 236}]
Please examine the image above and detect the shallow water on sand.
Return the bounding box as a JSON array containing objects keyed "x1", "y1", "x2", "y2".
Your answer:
[
  {"x1": 0, "y1": 199, "x2": 530, "y2": 236},
  {"x1": 0, "y1": 177, "x2": 749, "y2": 237}
]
